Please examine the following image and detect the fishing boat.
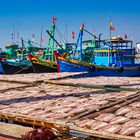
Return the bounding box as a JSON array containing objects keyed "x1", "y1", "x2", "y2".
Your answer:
[
  {"x1": 55, "y1": 26, "x2": 140, "y2": 76},
  {"x1": 31, "y1": 17, "x2": 69, "y2": 73},
  {"x1": 0, "y1": 51, "x2": 6, "y2": 74},
  {"x1": 0, "y1": 64, "x2": 3, "y2": 74},
  {"x1": 1, "y1": 59, "x2": 33, "y2": 74},
  {"x1": 1, "y1": 40, "x2": 44, "y2": 74},
  {"x1": 0, "y1": 44, "x2": 33, "y2": 74},
  {"x1": 31, "y1": 58, "x2": 58, "y2": 73},
  {"x1": 31, "y1": 21, "x2": 95, "y2": 73},
  {"x1": 31, "y1": 18, "x2": 58, "y2": 73}
]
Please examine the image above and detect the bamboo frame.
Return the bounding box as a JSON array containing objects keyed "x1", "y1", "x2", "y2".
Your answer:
[
  {"x1": 0, "y1": 112, "x2": 69, "y2": 134},
  {"x1": 70, "y1": 126, "x2": 140, "y2": 140},
  {"x1": 45, "y1": 80, "x2": 139, "y2": 92}
]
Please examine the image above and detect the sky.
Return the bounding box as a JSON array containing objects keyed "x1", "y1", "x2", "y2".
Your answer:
[{"x1": 0, "y1": 0, "x2": 140, "y2": 49}]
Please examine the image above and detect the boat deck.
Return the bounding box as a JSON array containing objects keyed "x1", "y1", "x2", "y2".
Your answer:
[{"x1": 0, "y1": 73, "x2": 139, "y2": 139}]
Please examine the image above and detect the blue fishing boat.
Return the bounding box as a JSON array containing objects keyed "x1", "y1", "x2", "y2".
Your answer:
[
  {"x1": 0, "y1": 64, "x2": 3, "y2": 73},
  {"x1": 0, "y1": 62, "x2": 3, "y2": 74},
  {"x1": 55, "y1": 25, "x2": 140, "y2": 76},
  {"x1": 0, "y1": 51, "x2": 7, "y2": 74}
]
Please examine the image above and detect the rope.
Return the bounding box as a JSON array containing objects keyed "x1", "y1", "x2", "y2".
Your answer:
[
  {"x1": 14, "y1": 65, "x2": 32, "y2": 74},
  {"x1": 55, "y1": 27, "x2": 67, "y2": 44}
]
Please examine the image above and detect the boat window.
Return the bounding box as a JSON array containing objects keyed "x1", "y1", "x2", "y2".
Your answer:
[{"x1": 112, "y1": 52, "x2": 114, "y2": 57}]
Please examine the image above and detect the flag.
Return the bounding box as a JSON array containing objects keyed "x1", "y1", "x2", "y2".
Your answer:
[
  {"x1": 41, "y1": 38, "x2": 45, "y2": 42},
  {"x1": 110, "y1": 20, "x2": 115, "y2": 30},
  {"x1": 53, "y1": 17, "x2": 57, "y2": 21},
  {"x1": 72, "y1": 31, "x2": 75, "y2": 39},
  {"x1": 32, "y1": 33, "x2": 35, "y2": 42},
  {"x1": 80, "y1": 23, "x2": 85, "y2": 30},
  {"x1": 125, "y1": 34, "x2": 128, "y2": 39},
  {"x1": 82, "y1": 23, "x2": 85, "y2": 28}
]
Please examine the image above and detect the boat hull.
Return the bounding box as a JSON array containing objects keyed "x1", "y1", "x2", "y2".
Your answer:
[
  {"x1": 31, "y1": 59, "x2": 58, "y2": 73},
  {"x1": 0, "y1": 63, "x2": 4, "y2": 74},
  {"x1": 58, "y1": 57, "x2": 140, "y2": 77},
  {"x1": 1, "y1": 61, "x2": 33, "y2": 74}
]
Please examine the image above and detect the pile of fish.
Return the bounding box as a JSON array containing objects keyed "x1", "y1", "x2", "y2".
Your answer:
[
  {"x1": 0, "y1": 82, "x2": 137, "y2": 120},
  {"x1": 0, "y1": 73, "x2": 140, "y2": 89},
  {"x1": 75, "y1": 101, "x2": 140, "y2": 138},
  {"x1": 0, "y1": 73, "x2": 140, "y2": 139}
]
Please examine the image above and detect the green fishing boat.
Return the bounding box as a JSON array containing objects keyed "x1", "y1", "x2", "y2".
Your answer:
[
  {"x1": 1, "y1": 39, "x2": 44, "y2": 74},
  {"x1": 31, "y1": 17, "x2": 59, "y2": 73}
]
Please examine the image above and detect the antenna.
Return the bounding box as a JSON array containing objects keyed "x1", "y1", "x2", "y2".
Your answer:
[
  {"x1": 66, "y1": 24, "x2": 68, "y2": 43},
  {"x1": 14, "y1": 24, "x2": 16, "y2": 45},
  {"x1": 11, "y1": 24, "x2": 16, "y2": 45},
  {"x1": 40, "y1": 25, "x2": 43, "y2": 47}
]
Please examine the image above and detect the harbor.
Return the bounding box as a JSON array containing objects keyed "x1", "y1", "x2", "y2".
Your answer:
[
  {"x1": 0, "y1": 0, "x2": 140, "y2": 139},
  {"x1": 0, "y1": 73, "x2": 139, "y2": 139}
]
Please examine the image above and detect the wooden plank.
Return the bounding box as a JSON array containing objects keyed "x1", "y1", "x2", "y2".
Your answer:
[
  {"x1": 0, "y1": 79, "x2": 33, "y2": 84},
  {"x1": 70, "y1": 126, "x2": 139, "y2": 140},
  {"x1": 49, "y1": 72, "x2": 88, "y2": 80},
  {"x1": 0, "y1": 136, "x2": 15, "y2": 140},
  {"x1": 45, "y1": 80, "x2": 139, "y2": 92},
  {"x1": 0, "y1": 82, "x2": 42, "y2": 93},
  {"x1": 0, "y1": 112, "x2": 69, "y2": 134},
  {"x1": 0, "y1": 122, "x2": 33, "y2": 139}
]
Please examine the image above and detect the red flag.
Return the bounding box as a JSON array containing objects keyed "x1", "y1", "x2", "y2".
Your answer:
[
  {"x1": 72, "y1": 31, "x2": 75, "y2": 39},
  {"x1": 125, "y1": 34, "x2": 128, "y2": 39},
  {"x1": 41, "y1": 38, "x2": 45, "y2": 42},
  {"x1": 110, "y1": 26, "x2": 115, "y2": 30},
  {"x1": 53, "y1": 17, "x2": 57, "y2": 21},
  {"x1": 110, "y1": 20, "x2": 115, "y2": 31},
  {"x1": 82, "y1": 23, "x2": 85, "y2": 28}
]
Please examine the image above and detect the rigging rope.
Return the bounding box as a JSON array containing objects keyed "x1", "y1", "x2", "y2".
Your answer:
[{"x1": 55, "y1": 27, "x2": 67, "y2": 44}]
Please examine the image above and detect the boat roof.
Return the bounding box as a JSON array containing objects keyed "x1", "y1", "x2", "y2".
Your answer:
[
  {"x1": 82, "y1": 40, "x2": 99, "y2": 43},
  {"x1": 105, "y1": 38, "x2": 132, "y2": 43}
]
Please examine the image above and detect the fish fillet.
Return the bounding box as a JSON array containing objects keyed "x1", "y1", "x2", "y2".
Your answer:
[
  {"x1": 100, "y1": 125, "x2": 122, "y2": 134},
  {"x1": 95, "y1": 113, "x2": 116, "y2": 122},
  {"x1": 115, "y1": 107, "x2": 132, "y2": 115},
  {"x1": 91, "y1": 122, "x2": 109, "y2": 130},
  {"x1": 120, "y1": 126, "x2": 140, "y2": 136},
  {"x1": 135, "y1": 130, "x2": 140, "y2": 138},
  {"x1": 110, "y1": 116, "x2": 130, "y2": 124}
]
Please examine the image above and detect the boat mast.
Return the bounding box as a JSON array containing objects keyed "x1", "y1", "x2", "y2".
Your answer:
[
  {"x1": 72, "y1": 24, "x2": 84, "y2": 61},
  {"x1": 109, "y1": 18, "x2": 113, "y2": 66},
  {"x1": 65, "y1": 24, "x2": 68, "y2": 43},
  {"x1": 108, "y1": 25, "x2": 111, "y2": 66},
  {"x1": 44, "y1": 17, "x2": 56, "y2": 61},
  {"x1": 40, "y1": 25, "x2": 43, "y2": 48}
]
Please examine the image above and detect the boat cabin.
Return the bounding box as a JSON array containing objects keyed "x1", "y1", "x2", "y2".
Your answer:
[
  {"x1": 93, "y1": 37, "x2": 136, "y2": 67},
  {"x1": 5, "y1": 44, "x2": 19, "y2": 59}
]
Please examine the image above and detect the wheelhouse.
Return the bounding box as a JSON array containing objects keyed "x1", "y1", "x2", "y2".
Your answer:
[{"x1": 93, "y1": 37, "x2": 136, "y2": 67}]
